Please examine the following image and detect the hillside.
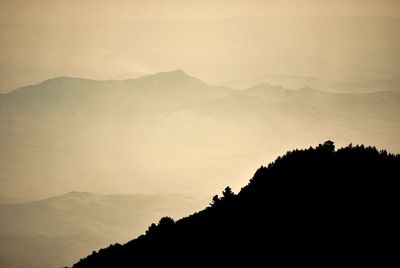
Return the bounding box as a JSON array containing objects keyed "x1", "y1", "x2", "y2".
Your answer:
[
  {"x1": 0, "y1": 70, "x2": 231, "y2": 125},
  {"x1": 72, "y1": 141, "x2": 399, "y2": 267},
  {"x1": 1, "y1": 71, "x2": 399, "y2": 203},
  {"x1": 0, "y1": 192, "x2": 205, "y2": 268},
  {"x1": 0, "y1": 70, "x2": 235, "y2": 202}
]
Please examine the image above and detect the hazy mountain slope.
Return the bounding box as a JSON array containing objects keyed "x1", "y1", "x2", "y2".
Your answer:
[
  {"x1": 242, "y1": 85, "x2": 400, "y2": 133},
  {"x1": 245, "y1": 84, "x2": 400, "y2": 122},
  {"x1": 186, "y1": 84, "x2": 400, "y2": 151},
  {"x1": 0, "y1": 71, "x2": 399, "y2": 202},
  {"x1": 71, "y1": 142, "x2": 400, "y2": 267},
  {"x1": 0, "y1": 70, "x2": 234, "y2": 201},
  {"x1": 0, "y1": 70, "x2": 231, "y2": 124},
  {"x1": 0, "y1": 192, "x2": 206, "y2": 268}
]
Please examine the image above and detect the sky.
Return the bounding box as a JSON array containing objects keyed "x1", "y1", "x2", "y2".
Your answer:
[
  {"x1": 0, "y1": 0, "x2": 399, "y2": 92},
  {"x1": 0, "y1": 0, "x2": 399, "y2": 23}
]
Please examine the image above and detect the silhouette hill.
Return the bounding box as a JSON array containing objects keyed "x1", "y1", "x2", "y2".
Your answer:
[{"x1": 70, "y1": 141, "x2": 398, "y2": 266}]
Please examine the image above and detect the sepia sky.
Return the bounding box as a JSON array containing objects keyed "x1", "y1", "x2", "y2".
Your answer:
[
  {"x1": 0, "y1": 0, "x2": 399, "y2": 92},
  {"x1": 0, "y1": 0, "x2": 399, "y2": 23}
]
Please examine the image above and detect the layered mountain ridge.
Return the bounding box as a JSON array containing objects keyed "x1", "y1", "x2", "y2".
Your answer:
[
  {"x1": 1, "y1": 70, "x2": 399, "y2": 202},
  {"x1": 0, "y1": 192, "x2": 205, "y2": 268}
]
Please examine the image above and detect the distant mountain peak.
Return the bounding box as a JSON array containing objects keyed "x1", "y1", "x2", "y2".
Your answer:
[
  {"x1": 64, "y1": 191, "x2": 93, "y2": 197},
  {"x1": 245, "y1": 83, "x2": 290, "y2": 97},
  {"x1": 148, "y1": 69, "x2": 192, "y2": 80},
  {"x1": 248, "y1": 83, "x2": 285, "y2": 91},
  {"x1": 162, "y1": 69, "x2": 187, "y2": 76},
  {"x1": 128, "y1": 69, "x2": 208, "y2": 88},
  {"x1": 41, "y1": 76, "x2": 91, "y2": 84},
  {"x1": 40, "y1": 191, "x2": 95, "y2": 203}
]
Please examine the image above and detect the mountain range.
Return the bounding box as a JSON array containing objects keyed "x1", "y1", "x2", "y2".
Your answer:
[
  {"x1": 1, "y1": 70, "x2": 400, "y2": 267},
  {"x1": 1, "y1": 16, "x2": 400, "y2": 93},
  {"x1": 1, "y1": 70, "x2": 399, "y2": 202},
  {"x1": 0, "y1": 192, "x2": 205, "y2": 268}
]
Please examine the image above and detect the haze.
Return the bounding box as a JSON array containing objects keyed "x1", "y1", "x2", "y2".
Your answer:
[
  {"x1": 1, "y1": 0, "x2": 400, "y2": 23},
  {"x1": 1, "y1": 0, "x2": 400, "y2": 92},
  {"x1": 0, "y1": 1, "x2": 400, "y2": 268}
]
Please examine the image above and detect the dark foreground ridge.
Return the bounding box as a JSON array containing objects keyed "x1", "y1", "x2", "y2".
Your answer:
[{"x1": 72, "y1": 141, "x2": 399, "y2": 267}]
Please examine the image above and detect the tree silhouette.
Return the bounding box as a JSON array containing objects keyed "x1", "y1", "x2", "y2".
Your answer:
[
  {"x1": 317, "y1": 140, "x2": 335, "y2": 152},
  {"x1": 158, "y1": 216, "x2": 174, "y2": 227},
  {"x1": 210, "y1": 195, "x2": 220, "y2": 206},
  {"x1": 222, "y1": 186, "x2": 234, "y2": 200}
]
